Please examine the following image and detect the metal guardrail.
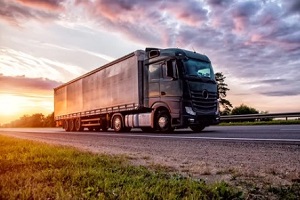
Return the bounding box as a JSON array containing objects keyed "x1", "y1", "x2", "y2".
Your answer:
[{"x1": 220, "y1": 112, "x2": 300, "y2": 121}]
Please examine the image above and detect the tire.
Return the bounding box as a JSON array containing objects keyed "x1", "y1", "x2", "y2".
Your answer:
[
  {"x1": 190, "y1": 125, "x2": 205, "y2": 132},
  {"x1": 74, "y1": 118, "x2": 83, "y2": 131},
  {"x1": 69, "y1": 119, "x2": 75, "y2": 132},
  {"x1": 154, "y1": 110, "x2": 174, "y2": 133},
  {"x1": 64, "y1": 120, "x2": 70, "y2": 132},
  {"x1": 112, "y1": 115, "x2": 124, "y2": 132}
]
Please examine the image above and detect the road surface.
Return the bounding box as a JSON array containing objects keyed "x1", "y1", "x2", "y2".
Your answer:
[
  {"x1": 1, "y1": 125, "x2": 300, "y2": 185},
  {"x1": 1, "y1": 124, "x2": 300, "y2": 143}
]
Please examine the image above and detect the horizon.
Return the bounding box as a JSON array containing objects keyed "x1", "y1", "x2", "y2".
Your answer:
[{"x1": 1, "y1": 0, "x2": 300, "y2": 124}]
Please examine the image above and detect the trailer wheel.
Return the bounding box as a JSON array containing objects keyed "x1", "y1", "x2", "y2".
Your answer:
[
  {"x1": 190, "y1": 125, "x2": 205, "y2": 132},
  {"x1": 69, "y1": 119, "x2": 75, "y2": 132},
  {"x1": 64, "y1": 120, "x2": 70, "y2": 132},
  {"x1": 75, "y1": 118, "x2": 83, "y2": 131},
  {"x1": 112, "y1": 115, "x2": 124, "y2": 132},
  {"x1": 154, "y1": 110, "x2": 174, "y2": 133}
]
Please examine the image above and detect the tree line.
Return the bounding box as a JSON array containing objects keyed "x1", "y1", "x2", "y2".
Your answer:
[{"x1": 1, "y1": 113, "x2": 55, "y2": 128}]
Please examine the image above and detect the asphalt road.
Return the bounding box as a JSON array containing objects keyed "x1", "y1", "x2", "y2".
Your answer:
[{"x1": 1, "y1": 124, "x2": 300, "y2": 144}]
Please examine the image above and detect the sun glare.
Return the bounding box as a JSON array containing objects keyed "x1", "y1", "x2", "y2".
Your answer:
[{"x1": 0, "y1": 94, "x2": 23, "y2": 116}]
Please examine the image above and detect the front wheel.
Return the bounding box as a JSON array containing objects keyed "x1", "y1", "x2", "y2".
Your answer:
[
  {"x1": 190, "y1": 125, "x2": 206, "y2": 132},
  {"x1": 154, "y1": 110, "x2": 174, "y2": 133},
  {"x1": 112, "y1": 115, "x2": 124, "y2": 132}
]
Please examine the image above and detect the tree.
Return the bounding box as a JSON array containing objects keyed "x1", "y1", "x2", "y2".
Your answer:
[
  {"x1": 215, "y1": 72, "x2": 232, "y2": 114},
  {"x1": 2, "y1": 112, "x2": 55, "y2": 128},
  {"x1": 260, "y1": 111, "x2": 273, "y2": 121},
  {"x1": 44, "y1": 112, "x2": 56, "y2": 127},
  {"x1": 231, "y1": 104, "x2": 259, "y2": 122},
  {"x1": 231, "y1": 104, "x2": 259, "y2": 115}
]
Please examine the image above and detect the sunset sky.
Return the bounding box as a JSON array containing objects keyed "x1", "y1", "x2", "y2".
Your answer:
[{"x1": 0, "y1": 0, "x2": 300, "y2": 124}]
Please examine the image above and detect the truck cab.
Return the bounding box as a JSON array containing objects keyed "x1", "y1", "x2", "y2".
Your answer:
[{"x1": 144, "y1": 48, "x2": 220, "y2": 132}]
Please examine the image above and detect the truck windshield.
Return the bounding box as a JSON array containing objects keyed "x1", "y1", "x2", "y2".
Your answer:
[{"x1": 184, "y1": 59, "x2": 215, "y2": 80}]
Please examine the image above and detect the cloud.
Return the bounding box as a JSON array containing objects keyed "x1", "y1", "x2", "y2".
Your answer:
[
  {"x1": 0, "y1": 74, "x2": 62, "y2": 92},
  {"x1": 208, "y1": 0, "x2": 234, "y2": 7},
  {"x1": 0, "y1": 47, "x2": 86, "y2": 82},
  {"x1": 260, "y1": 91, "x2": 299, "y2": 97},
  {"x1": 1, "y1": 0, "x2": 300, "y2": 100},
  {"x1": 283, "y1": 0, "x2": 300, "y2": 14},
  {"x1": 15, "y1": 0, "x2": 65, "y2": 10},
  {"x1": 244, "y1": 78, "x2": 300, "y2": 97},
  {"x1": 0, "y1": 75, "x2": 57, "y2": 123},
  {"x1": 64, "y1": 0, "x2": 300, "y2": 98},
  {"x1": 0, "y1": 0, "x2": 65, "y2": 25},
  {"x1": 74, "y1": 0, "x2": 211, "y2": 46}
]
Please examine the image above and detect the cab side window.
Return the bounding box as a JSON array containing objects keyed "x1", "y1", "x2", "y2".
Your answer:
[{"x1": 149, "y1": 63, "x2": 161, "y2": 81}]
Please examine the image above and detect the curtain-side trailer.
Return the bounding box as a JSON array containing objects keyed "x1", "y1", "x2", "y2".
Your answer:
[{"x1": 54, "y1": 48, "x2": 220, "y2": 133}]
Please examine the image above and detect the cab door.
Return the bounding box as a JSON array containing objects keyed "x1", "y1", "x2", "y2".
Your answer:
[
  {"x1": 148, "y1": 60, "x2": 182, "y2": 118},
  {"x1": 159, "y1": 61, "x2": 182, "y2": 118}
]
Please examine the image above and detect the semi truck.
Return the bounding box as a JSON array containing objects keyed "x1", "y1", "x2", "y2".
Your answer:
[{"x1": 54, "y1": 48, "x2": 220, "y2": 133}]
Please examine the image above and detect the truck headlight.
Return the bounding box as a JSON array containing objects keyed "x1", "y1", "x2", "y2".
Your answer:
[{"x1": 185, "y1": 106, "x2": 196, "y2": 116}]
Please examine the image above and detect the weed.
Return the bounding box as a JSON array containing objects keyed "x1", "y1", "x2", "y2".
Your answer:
[
  {"x1": 268, "y1": 183, "x2": 300, "y2": 200},
  {"x1": 0, "y1": 135, "x2": 243, "y2": 199}
]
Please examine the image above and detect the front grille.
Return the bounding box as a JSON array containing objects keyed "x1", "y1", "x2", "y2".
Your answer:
[{"x1": 190, "y1": 90, "x2": 218, "y2": 113}]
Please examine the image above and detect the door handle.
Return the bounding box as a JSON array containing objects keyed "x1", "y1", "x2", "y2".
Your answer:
[{"x1": 161, "y1": 91, "x2": 166, "y2": 95}]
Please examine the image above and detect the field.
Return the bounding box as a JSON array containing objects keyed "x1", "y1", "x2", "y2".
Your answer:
[
  {"x1": 0, "y1": 135, "x2": 242, "y2": 199},
  {"x1": 0, "y1": 135, "x2": 299, "y2": 199}
]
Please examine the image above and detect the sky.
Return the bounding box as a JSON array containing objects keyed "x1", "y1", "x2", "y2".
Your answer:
[{"x1": 0, "y1": 0, "x2": 300, "y2": 124}]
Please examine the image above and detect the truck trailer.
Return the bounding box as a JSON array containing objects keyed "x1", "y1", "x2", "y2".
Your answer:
[{"x1": 54, "y1": 48, "x2": 220, "y2": 133}]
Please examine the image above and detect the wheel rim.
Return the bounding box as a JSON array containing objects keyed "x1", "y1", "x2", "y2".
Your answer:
[
  {"x1": 75, "y1": 118, "x2": 81, "y2": 131},
  {"x1": 64, "y1": 120, "x2": 69, "y2": 131},
  {"x1": 158, "y1": 116, "x2": 168, "y2": 128},
  {"x1": 114, "y1": 116, "x2": 122, "y2": 131},
  {"x1": 70, "y1": 119, "x2": 75, "y2": 131},
  {"x1": 155, "y1": 110, "x2": 174, "y2": 133}
]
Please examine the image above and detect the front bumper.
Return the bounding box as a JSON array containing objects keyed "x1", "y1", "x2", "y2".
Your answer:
[{"x1": 183, "y1": 114, "x2": 220, "y2": 126}]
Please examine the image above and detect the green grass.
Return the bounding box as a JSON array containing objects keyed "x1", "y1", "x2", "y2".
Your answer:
[
  {"x1": 219, "y1": 119, "x2": 300, "y2": 126},
  {"x1": 0, "y1": 135, "x2": 243, "y2": 200}
]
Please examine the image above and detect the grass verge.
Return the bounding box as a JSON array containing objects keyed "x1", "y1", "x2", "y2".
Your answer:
[{"x1": 0, "y1": 135, "x2": 243, "y2": 199}]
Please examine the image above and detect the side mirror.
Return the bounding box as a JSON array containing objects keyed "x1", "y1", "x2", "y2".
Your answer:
[{"x1": 166, "y1": 60, "x2": 178, "y2": 79}]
